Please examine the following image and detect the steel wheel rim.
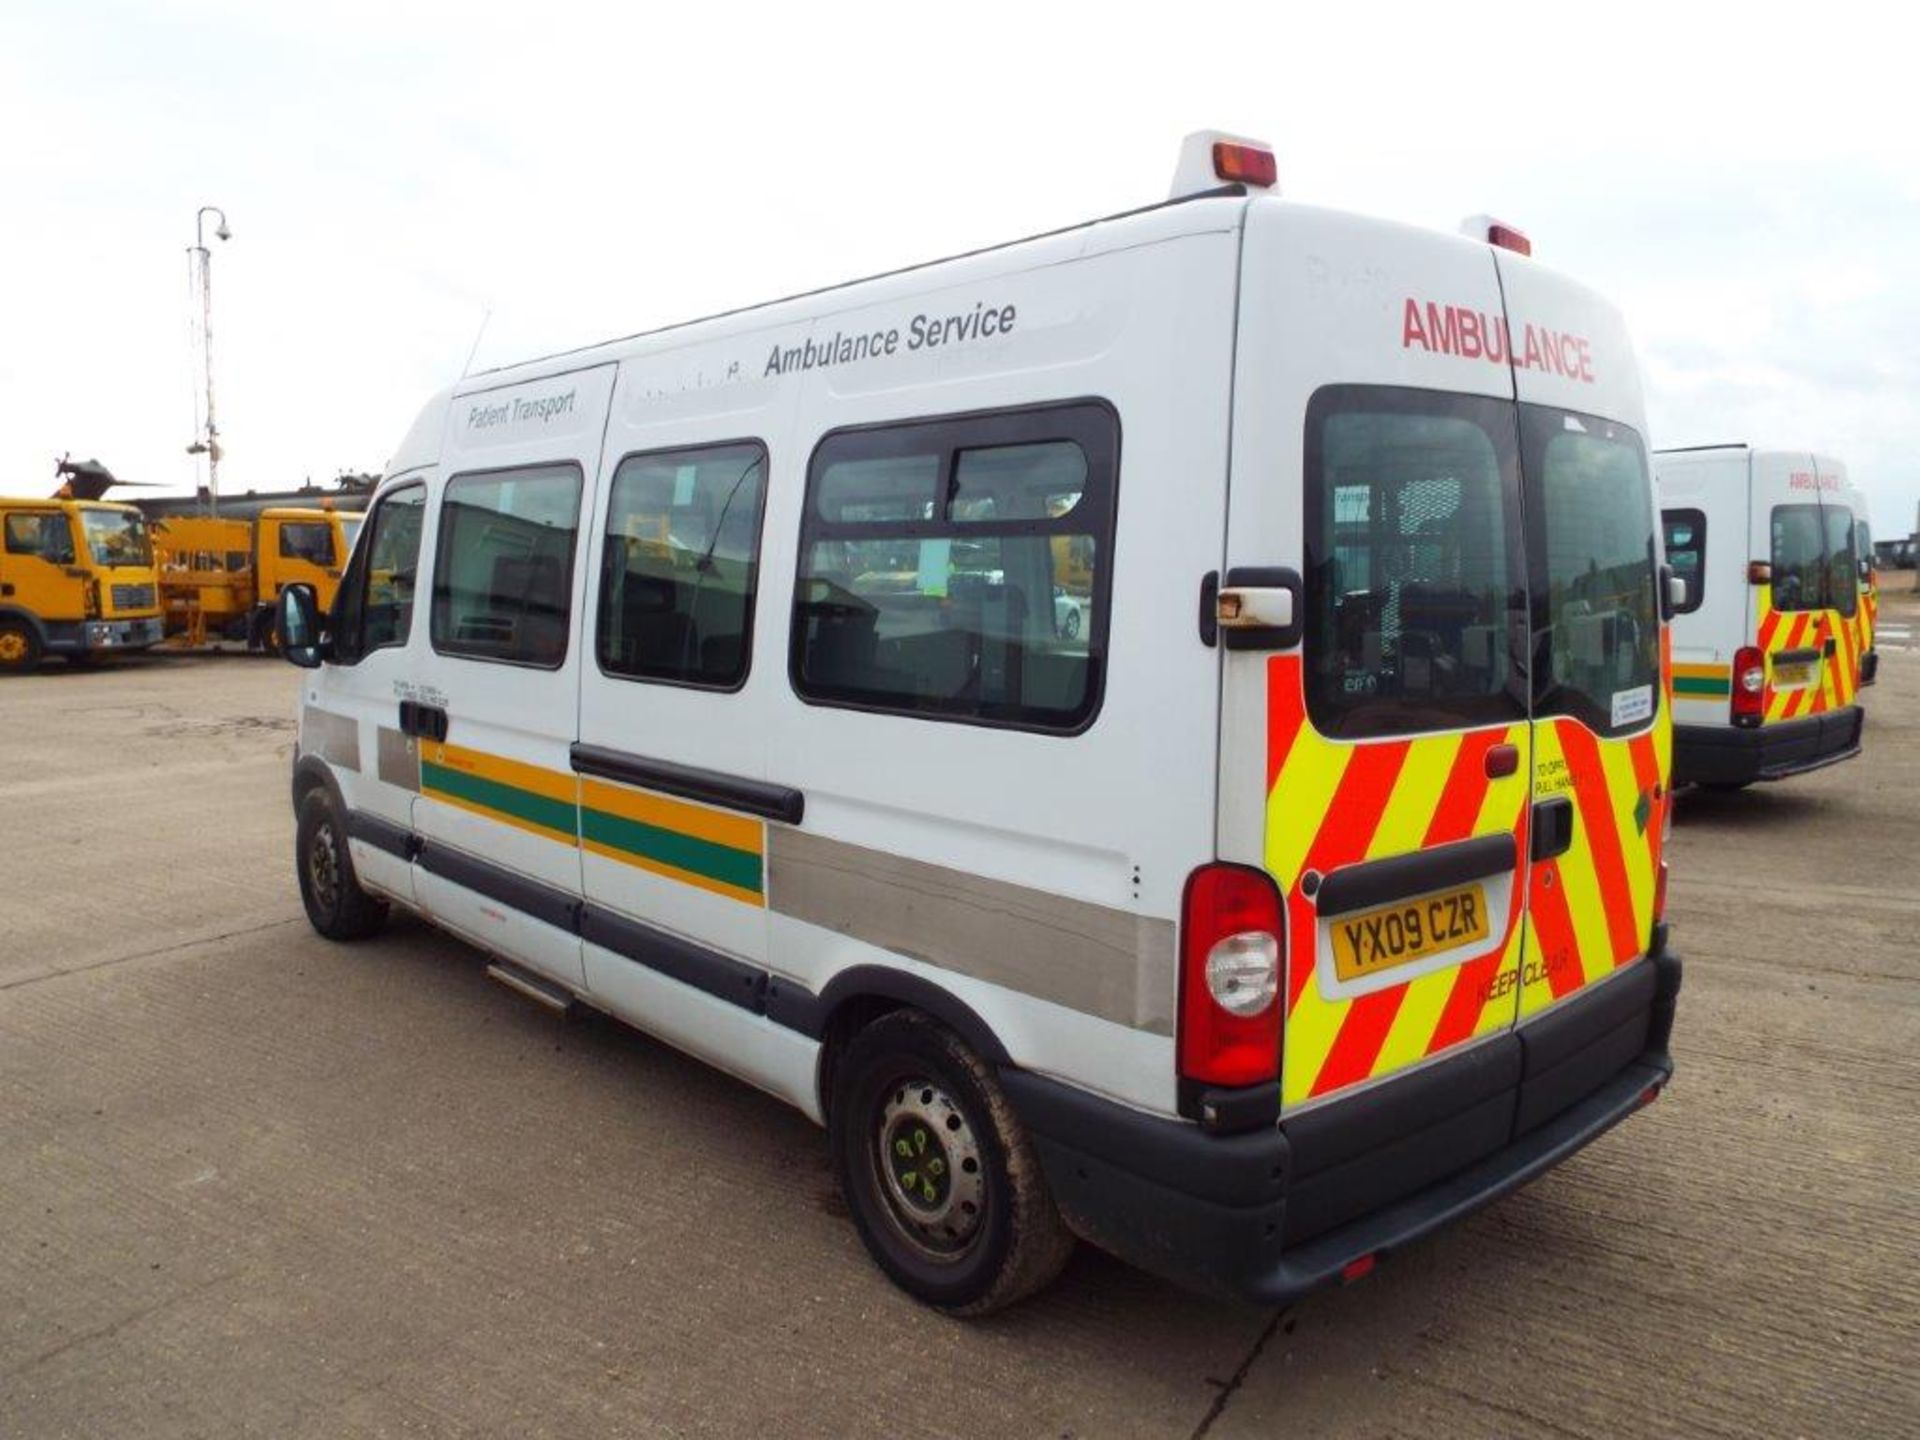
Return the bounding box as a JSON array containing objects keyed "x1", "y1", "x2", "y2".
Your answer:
[
  {"x1": 872, "y1": 1076, "x2": 987, "y2": 1259},
  {"x1": 0, "y1": 631, "x2": 25, "y2": 663},
  {"x1": 308, "y1": 820, "x2": 341, "y2": 912}
]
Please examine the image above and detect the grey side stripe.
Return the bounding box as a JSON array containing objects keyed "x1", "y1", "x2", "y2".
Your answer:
[
  {"x1": 377, "y1": 726, "x2": 420, "y2": 793},
  {"x1": 302, "y1": 706, "x2": 361, "y2": 772},
  {"x1": 768, "y1": 829, "x2": 1175, "y2": 1036}
]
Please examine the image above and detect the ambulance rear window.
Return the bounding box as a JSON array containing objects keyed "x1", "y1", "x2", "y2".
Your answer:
[
  {"x1": 1522, "y1": 408, "x2": 1659, "y2": 736},
  {"x1": 1770, "y1": 505, "x2": 1828, "y2": 614},
  {"x1": 1823, "y1": 507, "x2": 1858, "y2": 618},
  {"x1": 1303, "y1": 387, "x2": 1525, "y2": 740}
]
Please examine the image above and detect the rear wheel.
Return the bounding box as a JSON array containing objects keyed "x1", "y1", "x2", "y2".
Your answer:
[
  {"x1": 295, "y1": 790, "x2": 389, "y2": 940},
  {"x1": 830, "y1": 1011, "x2": 1073, "y2": 1315},
  {"x1": 0, "y1": 620, "x2": 41, "y2": 675}
]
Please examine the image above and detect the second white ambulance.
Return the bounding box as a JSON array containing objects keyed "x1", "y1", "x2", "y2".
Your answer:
[
  {"x1": 279, "y1": 134, "x2": 1680, "y2": 1314},
  {"x1": 1657, "y1": 445, "x2": 1867, "y2": 787}
]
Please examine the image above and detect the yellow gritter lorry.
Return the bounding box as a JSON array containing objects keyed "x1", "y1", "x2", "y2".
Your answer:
[{"x1": 0, "y1": 496, "x2": 165, "y2": 673}]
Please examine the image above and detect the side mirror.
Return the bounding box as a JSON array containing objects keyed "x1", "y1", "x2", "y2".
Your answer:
[{"x1": 279, "y1": 583, "x2": 326, "y2": 668}]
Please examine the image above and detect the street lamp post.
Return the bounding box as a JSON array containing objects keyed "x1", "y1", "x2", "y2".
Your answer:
[{"x1": 187, "y1": 205, "x2": 232, "y2": 515}]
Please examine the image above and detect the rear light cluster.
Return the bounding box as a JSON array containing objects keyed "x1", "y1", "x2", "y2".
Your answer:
[
  {"x1": 1731, "y1": 645, "x2": 1766, "y2": 727},
  {"x1": 1178, "y1": 863, "x2": 1284, "y2": 1088}
]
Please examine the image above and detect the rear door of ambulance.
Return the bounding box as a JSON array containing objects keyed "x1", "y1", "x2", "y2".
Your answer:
[
  {"x1": 1219, "y1": 204, "x2": 1535, "y2": 1115},
  {"x1": 1750, "y1": 454, "x2": 1858, "y2": 722},
  {"x1": 1494, "y1": 258, "x2": 1669, "y2": 1028}
]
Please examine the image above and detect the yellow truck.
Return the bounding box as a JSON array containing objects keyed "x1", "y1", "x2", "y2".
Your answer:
[
  {"x1": 0, "y1": 497, "x2": 166, "y2": 672},
  {"x1": 152, "y1": 506, "x2": 358, "y2": 648}
]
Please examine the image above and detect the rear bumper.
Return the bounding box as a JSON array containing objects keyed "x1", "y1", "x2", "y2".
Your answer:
[
  {"x1": 1006, "y1": 943, "x2": 1680, "y2": 1306},
  {"x1": 1673, "y1": 708, "x2": 1862, "y2": 785},
  {"x1": 41, "y1": 617, "x2": 165, "y2": 654}
]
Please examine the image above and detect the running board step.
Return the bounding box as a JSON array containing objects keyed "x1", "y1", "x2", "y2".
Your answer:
[{"x1": 485, "y1": 960, "x2": 583, "y2": 1018}]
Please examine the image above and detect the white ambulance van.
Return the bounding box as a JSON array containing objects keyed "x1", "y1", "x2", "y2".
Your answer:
[
  {"x1": 279, "y1": 133, "x2": 1681, "y2": 1314},
  {"x1": 1657, "y1": 446, "x2": 1866, "y2": 788}
]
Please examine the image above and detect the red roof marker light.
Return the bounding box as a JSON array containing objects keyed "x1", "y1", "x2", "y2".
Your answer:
[
  {"x1": 1461, "y1": 213, "x2": 1533, "y2": 257},
  {"x1": 1213, "y1": 141, "x2": 1277, "y2": 189},
  {"x1": 1169, "y1": 130, "x2": 1279, "y2": 200}
]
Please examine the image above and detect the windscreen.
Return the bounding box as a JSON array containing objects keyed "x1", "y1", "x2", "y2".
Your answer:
[
  {"x1": 1522, "y1": 408, "x2": 1659, "y2": 734},
  {"x1": 80, "y1": 509, "x2": 153, "y2": 568}
]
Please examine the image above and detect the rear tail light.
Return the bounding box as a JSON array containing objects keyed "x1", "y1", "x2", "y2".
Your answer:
[
  {"x1": 1653, "y1": 859, "x2": 1669, "y2": 924},
  {"x1": 1746, "y1": 560, "x2": 1773, "y2": 585},
  {"x1": 1179, "y1": 863, "x2": 1284, "y2": 1088},
  {"x1": 1731, "y1": 645, "x2": 1766, "y2": 727}
]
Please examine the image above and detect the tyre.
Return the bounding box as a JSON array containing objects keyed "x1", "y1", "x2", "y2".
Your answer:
[
  {"x1": 1699, "y1": 780, "x2": 1752, "y2": 793},
  {"x1": 0, "y1": 619, "x2": 41, "y2": 675},
  {"x1": 830, "y1": 1010, "x2": 1073, "y2": 1315},
  {"x1": 295, "y1": 789, "x2": 389, "y2": 940}
]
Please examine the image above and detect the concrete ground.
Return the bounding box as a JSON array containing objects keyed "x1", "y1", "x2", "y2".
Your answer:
[{"x1": 2, "y1": 580, "x2": 1916, "y2": 1439}]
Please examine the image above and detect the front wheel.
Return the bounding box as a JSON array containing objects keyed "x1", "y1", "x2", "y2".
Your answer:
[
  {"x1": 0, "y1": 619, "x2": 41, "y2": 675},
  {"x1": 830, "y1": 1011, "x2": 1073, "y2": 1315},
  {"x1": 295, "y1": 790, "x2": 389, "y2": 940}
]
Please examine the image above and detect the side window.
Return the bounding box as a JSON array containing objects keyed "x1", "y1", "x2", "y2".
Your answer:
[
  {"x1": 1304, "y1": 386, "x2": 1525, "y2": 740},
  {"x1": 1661, "y1": 509, "x2": 1705, "y2": 614},
  {"x1": 792, "y1": 403, "x2": 1117, "y2": 733},
  {"x1": 4, "y1": 512, "x2": 75, "y2": 565},
  {"x1": 431, "y1": 465, "x2": 582, "y2": 669},
  {"x1": 279, "y1": 522, "x2": 337, "y2": 566},
  {"x1": 596, "y1": 441, "x2": 767, "y2": 689},
  {"x1": 332, "y1": 484, "x2": 426, "y2": 663},
  {"x1": 1770, "y1": 504, "x2": 1825, "y2": 614}
]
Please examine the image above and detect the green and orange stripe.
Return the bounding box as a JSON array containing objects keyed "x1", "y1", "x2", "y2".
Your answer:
[{"x1": 420, "y1": 740, "x2": 764, "y2": 906}]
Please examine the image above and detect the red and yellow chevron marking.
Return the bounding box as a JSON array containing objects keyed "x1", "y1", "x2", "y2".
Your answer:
[
  {"x1": 1753, "y1": 587, "x2": 1858, "y2": 723},
  {"x1": 1517, "y1": 718, "x2": 1665, "y2": 1020},
  {"x1": 1264, "y1": 655, "x2": 1531, "y2": 1107}
]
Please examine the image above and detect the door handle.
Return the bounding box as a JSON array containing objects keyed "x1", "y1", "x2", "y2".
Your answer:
[
  {"x1": 1213, "y1": 566, "x2": 1304, "y2": 651},
  {"x1": 1530, "y1": 796, "x2": 1574, "y2": 862},
  {"x1": 398, "y1": 700, "x2": 449, "y2": 742}
]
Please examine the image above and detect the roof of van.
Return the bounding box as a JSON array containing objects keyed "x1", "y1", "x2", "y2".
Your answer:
[{"x1": 465, "y1": 183, "x2": 1254, "y2": 386}]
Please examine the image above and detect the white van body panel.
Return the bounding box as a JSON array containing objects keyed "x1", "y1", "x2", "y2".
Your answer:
[
  {"x1": 407, "y1": 364, "x2": 618, "y2": 990},
  {"x1": 1655, "y1": 446, "x2": 1753, "y2": 728},
  {"x1": 1219, "y1": 205, "x2": 1516, "y2": 866},
  {"x1": 342, "y1": 198, "x2": 1247, "y2": 1119}
]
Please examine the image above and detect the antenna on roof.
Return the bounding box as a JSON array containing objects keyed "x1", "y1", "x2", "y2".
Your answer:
[{"x1": 461, "y1": 307, "x2": 494, "y2": 379}]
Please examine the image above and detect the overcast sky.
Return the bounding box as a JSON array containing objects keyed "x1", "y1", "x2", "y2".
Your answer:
[{"x1": 4, "y1": 1, "x2": 1915, "y2": 536}]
